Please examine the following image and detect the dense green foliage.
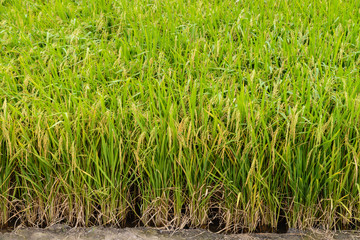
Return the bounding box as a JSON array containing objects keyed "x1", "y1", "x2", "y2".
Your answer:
[{"x1": 1, "y1": 0, "x2": 360, "y2": 232}]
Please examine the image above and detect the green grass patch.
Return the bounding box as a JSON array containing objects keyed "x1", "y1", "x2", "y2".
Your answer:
[{"x1": 1, "y1": 0, "x2": 360, "y2": 232}]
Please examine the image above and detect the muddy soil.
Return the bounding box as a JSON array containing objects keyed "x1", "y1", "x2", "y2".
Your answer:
[{"x1": 1, "y1": 225, "x2": 360, "y2": 240}]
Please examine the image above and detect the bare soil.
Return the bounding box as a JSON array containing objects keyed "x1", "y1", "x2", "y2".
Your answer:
[{"x1": 1, "y1": 225, "x2": 360, "y2": 240}]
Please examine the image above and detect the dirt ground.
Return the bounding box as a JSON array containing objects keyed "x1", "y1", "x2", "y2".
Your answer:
[{"x1": 1, "y1": 225, "x2": 360, "y2": 240}]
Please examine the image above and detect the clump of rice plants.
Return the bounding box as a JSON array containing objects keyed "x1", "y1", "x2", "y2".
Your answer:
[{"x1": 1, "y1": 0, "x2": 360, "y2": 233}]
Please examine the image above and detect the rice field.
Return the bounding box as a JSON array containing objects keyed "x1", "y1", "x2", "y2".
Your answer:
[{"x1": 1, "y1": 0, "x2": 360, "y2": 233}]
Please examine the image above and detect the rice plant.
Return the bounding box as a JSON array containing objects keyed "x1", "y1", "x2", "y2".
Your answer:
[{"x1": 1, "y1": 0, "x2": 360, "y2": 232}]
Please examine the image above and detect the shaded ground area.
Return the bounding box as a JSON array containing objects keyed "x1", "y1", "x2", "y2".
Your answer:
[{"x1": 1, "y1": 225, "x2": 360, "y2": 240}]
